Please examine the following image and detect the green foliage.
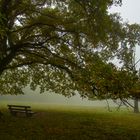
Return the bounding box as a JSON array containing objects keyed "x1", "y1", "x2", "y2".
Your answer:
[
  {"x1": 0, "y1": 0, "x2": 140, "y2": 100},
  {"x1": 0, "y1": 68, "x2": 30, "y2": 95}
]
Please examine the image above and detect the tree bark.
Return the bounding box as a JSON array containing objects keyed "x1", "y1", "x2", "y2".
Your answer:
[{"x1": 134, "y1": 97, "x2": 139, "y2": 113}]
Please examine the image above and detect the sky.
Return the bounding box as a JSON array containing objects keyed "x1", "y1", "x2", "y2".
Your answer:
[
  {"x1": 1, "y1": 1, "x2": 140, "y2": 106},
  {"x1": 111, "y1": 0, "x2": 140, "y2": 24},
  {"x1": 110, "y1": 0, "x2": 140, "y2": 69}
]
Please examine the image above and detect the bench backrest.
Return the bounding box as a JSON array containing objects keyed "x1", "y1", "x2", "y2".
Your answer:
[
  {"x1": 8, "y1": 105, "x2": 31, "y2": 108},
  {"x1": 8, "y1": 105, "x2": 31, "y2": 111}
]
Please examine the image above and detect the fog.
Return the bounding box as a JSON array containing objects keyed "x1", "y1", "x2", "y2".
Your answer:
[
  {"x1": 0, "y1": 86, "x2": 138, "y2": 109},
  {"x1": 0, "y1": 87, "x2": 110, "y2": 107}
]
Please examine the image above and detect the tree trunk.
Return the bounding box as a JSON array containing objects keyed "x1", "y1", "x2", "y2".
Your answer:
[{"x1": 134, "y1": 97, "x2": 139, "y2": 113}]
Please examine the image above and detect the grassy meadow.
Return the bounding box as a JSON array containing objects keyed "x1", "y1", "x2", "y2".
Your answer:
[{"x1": 0, "y1": 102, "x2": 140, "y2": 140}]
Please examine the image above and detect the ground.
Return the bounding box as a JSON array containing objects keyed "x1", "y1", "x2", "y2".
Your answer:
[{"x1": 0, "y1": 103, "x2": 140, "y2": 140}]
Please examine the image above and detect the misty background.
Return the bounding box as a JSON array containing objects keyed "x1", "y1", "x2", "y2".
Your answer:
[{"x1": 0, "y1": 86, "x2": 109, "y2": 107}]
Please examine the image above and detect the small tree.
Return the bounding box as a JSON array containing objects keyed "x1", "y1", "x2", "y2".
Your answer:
[{"x1": 85, "y1": 24, "x2": 140, "y2": 113}]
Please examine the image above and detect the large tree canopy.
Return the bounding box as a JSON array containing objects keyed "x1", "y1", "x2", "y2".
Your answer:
[{"x1": 0, "y1": 0, "x2": 140, "y2": 101}]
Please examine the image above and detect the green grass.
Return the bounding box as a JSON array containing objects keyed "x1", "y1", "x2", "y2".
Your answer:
[{"x1": 0, "y1": 102, "x2": 140, "y2": 140}]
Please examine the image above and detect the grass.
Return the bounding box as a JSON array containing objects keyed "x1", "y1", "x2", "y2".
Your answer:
[{"x1": 0, "y1": 102, "x2": 140, "y2": 140}]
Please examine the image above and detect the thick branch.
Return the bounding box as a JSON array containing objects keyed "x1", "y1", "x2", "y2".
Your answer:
[{"x1": 121, "y1": 99, "x2": 134, "y2": 109}]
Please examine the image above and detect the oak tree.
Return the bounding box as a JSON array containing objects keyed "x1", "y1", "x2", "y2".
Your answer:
[{"x1": 0, "y1": 0, "x2": 124, "y2": 96}]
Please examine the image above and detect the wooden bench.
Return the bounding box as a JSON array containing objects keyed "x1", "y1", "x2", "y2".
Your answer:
[{"x1": 7, "y1": 105, "x2": 35, "y2": 117}]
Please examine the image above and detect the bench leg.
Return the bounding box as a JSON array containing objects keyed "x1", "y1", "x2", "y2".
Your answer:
[
  {"x1": 11, "y1": 112, "x2": 17, "y2": 116},
  {"x1": 26, "y1": 113, "x2": 32, "y2": 117}
]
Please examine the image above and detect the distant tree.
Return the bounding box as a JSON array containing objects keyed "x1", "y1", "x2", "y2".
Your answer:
[{"x1": 116, "y1": 24, "x2": 140, "y2": 113}]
